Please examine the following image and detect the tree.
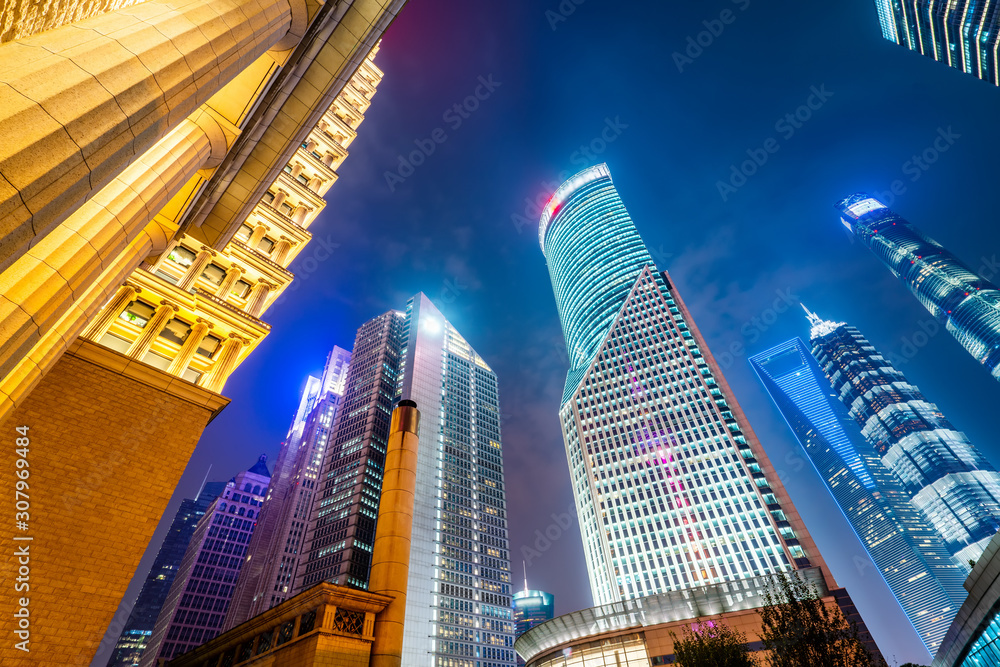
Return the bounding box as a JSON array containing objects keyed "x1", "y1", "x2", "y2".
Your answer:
[
  {"x1": 670, "y1": 621, "x2": 759, "y2": 667},
  {"x1": 758, "y1": 573, "x2": 885, "y2": 667}
]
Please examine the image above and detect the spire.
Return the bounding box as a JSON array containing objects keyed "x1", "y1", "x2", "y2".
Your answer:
[
  {"x1": 195, "y1": 465, "x2": 213, "y2": 499},
  {"x1": 801, "y1": 303, "x2": 822, "y2": 328},
  {"x1": 801, "y1": 305, "x2": 846, "y2": 340},
  {"x1": 523, "y1": 560, "x2": 528, "y2": 594}
]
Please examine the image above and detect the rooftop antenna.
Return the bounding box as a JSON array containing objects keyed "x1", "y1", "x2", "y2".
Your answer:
[
  {"x1": 523, "y1": 560, "x2": 528, "y2": 594},
  {"x1": 195, "y1": 465, "x2": 213, "y2": 499},
  {"x1": 801, "y1": 303, "x2": 822, "y2": 328}
]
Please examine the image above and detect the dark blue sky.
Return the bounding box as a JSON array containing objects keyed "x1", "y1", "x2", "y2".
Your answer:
[{"x1": 98, "y1": 2, "x2": 1000, "y2": 665}]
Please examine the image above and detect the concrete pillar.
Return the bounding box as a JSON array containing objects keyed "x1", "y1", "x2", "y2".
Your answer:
[
  {"x1": 307, "y1": 177, "x2": 323, "y2": 192},
  {"x1": 293, "y1": 206, "x2": 311, "y2": 225},
  {"x1": 167, "y1": 319, "x2": 212, "y2": 376},
  {"x1": 80, "y1": 283, "x2": 140, "y2": 341},
  {"x1": 0, "y1": 0, "x2": 298, "y2": 273},
  {"x1": 290, "y1": 164, "x2": 304, "y2": 178},
  {"x1": 203, "y1": 334, "x2": 246, "y2": 393},
  {"x1": 176, "y1": 246, "x2": 215, "y2": 291},
  {"x1": 272, "y1": 190, "x2": 288, "y2": 208},
  {"x1": 126, "y1": 301, "x2": 177, "y2": 360},
  {"x1": 247, "y1": 224, "x2": 268, "y2": 248},
  {"x1": 273, "y1": 239, "x2": 293, "y2": 265},
  {"x1": 216, "y1": 265, "x2": 244, "y2": 299},
  {"x1": 368, "y1": 400, "x2": 421, "y2": 667},
  {"x1": 323, "y1": 153, "x2": 335, "y2": 167},
  {"x1": 245, "y1": 280, "x2": 272, "y2": 317}
]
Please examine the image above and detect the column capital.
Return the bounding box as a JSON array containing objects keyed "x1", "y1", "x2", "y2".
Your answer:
[
  {"x1": 195, "y1": 318, "x2": 215, "y2": 328},
  {"x1": 198, "y1": 245, "x2": 218, "y2": 257},
  {"x1": 158, "y1": 300, "x2": 180, "y2": 312}
]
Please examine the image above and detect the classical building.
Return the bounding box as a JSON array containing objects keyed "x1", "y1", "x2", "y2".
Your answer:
[
  {"x1": 836, "y1": 194, "x2": 1000, "y2": 381},
  {"x1": 539, "y1": 164, "x2": 834, "y2": 605},
  {"x1": 226, "y1": 347, "x2": 351, "y2": 628},
  {"x1": 106, "y1": 479, "x2": 227, "y2": 667},
  {"x1": 750, "y1": 333, "x2": 967, "y2": 654},
  {"x1": 140, "y1": 457, "x2": 271, "y2": 666},
  {"x1": 873, "y1": 1, "x2": 1000, "y2": 85},
  {"x1": 805, "y1": 310, "x2": 1000, "y2": 566},
  {"x1": 0, "y1": 3, "x2": 403, "y2": 662},
  {"x1": 932, "y1": 528, "x2": 1000, "y2": 667}
]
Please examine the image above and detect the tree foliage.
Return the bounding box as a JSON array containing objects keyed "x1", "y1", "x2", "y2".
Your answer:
[
  {"x1": 670, "y1": 621, "x2": 758, "y2": 667},
  {"x1": 758, "y1": 573, "x2": 884, "y2": 667}
]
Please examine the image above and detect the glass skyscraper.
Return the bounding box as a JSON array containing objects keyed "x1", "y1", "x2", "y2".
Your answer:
[
  {"x1": 397, "y1": 294, "x2": 515, "y2": 667},
  {"x1": 512, "y1": 580, "x2": 554, "y2": 667},
  {"x1": 540, "y1": 164, "x2": 834, "y2": 605},
  {"x1": 873, "y1": 1, "x2": 1000, "y2": 85},
  {"x1": 805, "y1": 309, "x2": 1000, "y2": 566},
  {"x1": 750, "y1": 334, "x2": 966, "y2": 653},
  {"x1": 106, "y1": 480, "x2": 226, "y2": 667},
  {"x1": 837, "y1": 194, "x2": 1000, "y2": 380}
]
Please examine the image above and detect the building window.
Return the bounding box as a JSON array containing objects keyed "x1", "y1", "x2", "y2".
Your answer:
[
  {"x1": 159, "y1": 319, "x2": 191, "y2": 346},
  {"x1": 296, "y1": 173, "x2": 309, "y2": 186},
  {"x1": 262, "y1": 191, "x2": 275, "y2": 205},
  {"x1": 258, "y1": 237, "x2": 276, "y2": 254},
  {"x1": 119, "y1": 301, "x2": 156, "y2": 328},
  {"x1": 278, "y1": 202, "x2": 294, "y2": 218},
  {"x1": 167, "y1": 245, "x2": 197, "y2": 269},
  {"x1": 197, "y1": 335, "x2": 222, "y2": 359},
  {"x1": 235, "y1": 224, "x2": 253, "y2": 242},
  {"x1": 201, "y1": 263, "x2": 226, "y2": 286},
  {"x1": 233, "y1": 280, "x2": 253, "y2": 299}
]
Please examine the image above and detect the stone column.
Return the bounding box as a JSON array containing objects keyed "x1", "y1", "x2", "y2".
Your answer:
[
  {"x1": 290, "y1": 164, "x2": 304, "y2": 178},
  {"x1": 203, "y1": 334, "x2": 246, "y2": 393},
  {"x1": 176, "y1": 246, "x2": 216, "y2": 291},
  {"x1": 247, "y1": 224, "x2": 268, "y2": 247},
  {"x1": 0, "y1": 0, "x2": 297, "y2": 273},
  {"x1": 293, "y1": 206, "x2": 311, "y2": 225},
  {"x1": 245, "y1": 280, "x2": 273, "y2": 317},
  {"x1": 126, "y1": 301, "x2": 178, "y2": 360},
  {"x1": 368, "y1": 400, "x2": 421, "y2": 667},
  {"x1": 80, "y1": 283, "x2": 140, "y2": 341},
  {"x1": 167, "y1": 319, "x2": 213, "y2": 376},
  {"x1": 272, "y1": 190, "x2": 288, "y2": 209},
  {"x1": 216, "y1": 265, "x2": 245, "y2": 300},
  {"x1": 273, "y1": 239, "x2": 294, "y2": 265}
]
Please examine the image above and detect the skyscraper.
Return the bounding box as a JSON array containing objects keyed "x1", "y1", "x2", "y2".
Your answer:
[
  {"x1": 540, "y1": 164, "x2": 834, "y2": 605},
  {"x1": 106, "y1": 479, "x2": 226, "y2": 667},
  {"x1": 296, "y1": 312, "x2": 405, "y2": 591},
  {"x1": 396, "y1": 294, "x2": 515, "y2": 667},
  {"x1": 836, "y1": 194, "x2": 1000, "y2": 380},
  {"x1": 225, "y1": 347, "x2": 350, "y2": 628},
  {"x1": 805, "y1": 309, "x2": 1000, "y2": 566},
  {"x1": 750, "y1": 334, "x2": 966, "y2": 653},
  {"x1": 512, "y1": 573, "x2": 554, "y2": 667},
  {"x1": 873, "y1": 1, "x2": 1000, "y2": 86},
  {"x1": 139, "y1": 456, "x2": 271, "y2": 666}
]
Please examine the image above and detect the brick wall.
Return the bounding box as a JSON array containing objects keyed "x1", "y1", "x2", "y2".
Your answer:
[{"x1": 0, "y1": 339, "x2": 227, "y2": 666}]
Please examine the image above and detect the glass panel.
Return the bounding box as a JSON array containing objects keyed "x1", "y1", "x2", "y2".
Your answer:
[
  {"x1": 142, "y1": 351, "x2": 171, "y2": 370},
  {"x1": 197, "y1": 335, "x2": 222, "y2": 359},
  {"x1": 262, "y1": 191, "x2": 275, "y2": 205},
  {"x1": 257, "y1": 237, "x2": 275, "y2": 253},
  {"x1": 182, "y1": 367, "x2": 202, "y2": 383},
  {"x1": 201, "y1": 263, "x2": 226, "y2": 286},
  {"x1": 299, "y1": 610, "x2": 316, "y2": 635},
  {"x1": 233, "y1": 280, "x2": 253, "y2": 299},
  {"x1": 119, "y1": 301, "x2": 156, "y2": 328},
  {"x1": 159, "y1": 318, "x2": 191, "y2": 345},
  {"x1": 98, "y1": 333, "x2": 131, "y2": 353},
  {"x1": 168, "y1": 245, "x2": 197, "y2": 268},
  {"x1": 236, "y1": 224, "x2": 253, "y2": 242}
]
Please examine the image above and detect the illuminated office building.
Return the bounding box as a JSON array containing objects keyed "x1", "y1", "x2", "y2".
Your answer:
[
  {"x1": 0, "y1": 6, "x2": 401, "y2": 661},
  {"x1": 805, "y1": 309, "x2": 1000, "y2": 566},
  {"x1": 513, "y1": 585, "x2": 554, "y2": 667},
  {"x1": 873, "y1": 1, "x2": 1000, "y2": 85},
  {"x1": 395, "y1": 293, "x2": 516, "y2": 667},
  {"x1": 750, "y1": 335, "x2": 966, "y2": 653},
  {"x1": 225, "y1": 347, "x2": 350, "y2": 629},
  {"x1": 139, "y1": 457, "x2": 271, "y2": 666},
  {"x1": 837, "y1": 194, "x2": 1000, "y2": 380},
  {"x1": 540, "y1": 164, "x2": 834, "y2": 606},
  {"x1": 106, "y1": 480, "x2": 226, "y2": 667}
]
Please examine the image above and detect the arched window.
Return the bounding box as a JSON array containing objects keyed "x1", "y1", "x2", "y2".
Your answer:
[
  {"x1": 238, "y1": 507, "x2": 246, "y2": 516},
  {"x1": 247, "y1": 510, "x2": 254, "y2": 519},
  {"x1": 229, "y1": 505, "x2": 237, "y2": 514},
  {"x1": 243, "y1": 483, "x2": 252, "y2": 492},
  {"x1": 252, "y1": 485, "x2": 261, "y2": 495},
  {"x1": 219, "y1": 503, "x2": 226, "y2": 511}
]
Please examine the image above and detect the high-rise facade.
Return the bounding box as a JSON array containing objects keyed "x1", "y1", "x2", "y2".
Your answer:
[
  {"x1": 750, "y1": 334, "x2": 966, "y2": 653},
  {"x1": 106, "y1": 480, "x2": 227, "y2": 667},
  {"x1": 806, "y1": 310, "x2": 1000, "y2": 566},
  {"x1": 512, "y1": 585, "x2": 554, "y2": 667},
  {"x1": 296, "y1": 312, "x2": 405, "y2": 591},
  {"x1": 139, "y1": 457, "x2": 271, "y2": 666},
  {"x1": 873, "y1": 1, "x2": 1000, "y2": 85},
  {"x1": 540, "y1": 164, "x2": 834, "y2": 605},
  {"x1": 837, "y1": 194, "x2": 1000, "y2": 380},
  {"x1": 396, "y1": 294, "x2": 516, "y2": 667},
  {"x1": 0, "y1": 7, "x2": 402, "y2": 661},
  {"x1": 225, "y1": 347, "x2": 350, "y2": 629}
]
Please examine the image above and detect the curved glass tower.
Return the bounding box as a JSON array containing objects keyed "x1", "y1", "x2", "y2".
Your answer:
[
  {"x1": 541, "y1": 165, "x2": 836, "y2": 606},
  {"x1": 836, "y1": 194, "x2": 1000, "y2": 380},
  {"x1": 750, "y1": 336, "x2": 966, "y2": 654},
  {"x1": 806, "y1": 309, "x2": 1000, "y2": 565}
]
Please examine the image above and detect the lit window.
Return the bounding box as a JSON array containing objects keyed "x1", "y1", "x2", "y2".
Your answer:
[
  {"x1": 233, "y1": 280, "x2": 253, "y2": 299},
  {"x1": 258, "y1": 237, "x2": 276, "y2": 254},
  {"x1": 119, "y1": 301, "x2": 156, "y2": 328},
  {"x1": 262, "y1": 191, "x2": 276, "y2": 205},
  {"x1": 235, "y1": 224, "x2": 253, "y2": 242},
  {"x1": 168, "y1": 246, "x2": 197, "y2": 269},
  {"x1": 201, "y1": 263, "x2": 227, "y2": 286},
  {"x1": 197, "y1": 335, "x2": 222, "y2": 359}
]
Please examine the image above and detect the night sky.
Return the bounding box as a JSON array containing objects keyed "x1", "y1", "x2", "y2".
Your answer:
[{"x1": 95, "y1": 2, "x2": 1000, "y2": 665}]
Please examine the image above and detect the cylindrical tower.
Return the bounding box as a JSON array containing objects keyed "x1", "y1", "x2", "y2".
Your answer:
[{"x1": 836, "y1": 194, "x2": 1000, "y2": 379}]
